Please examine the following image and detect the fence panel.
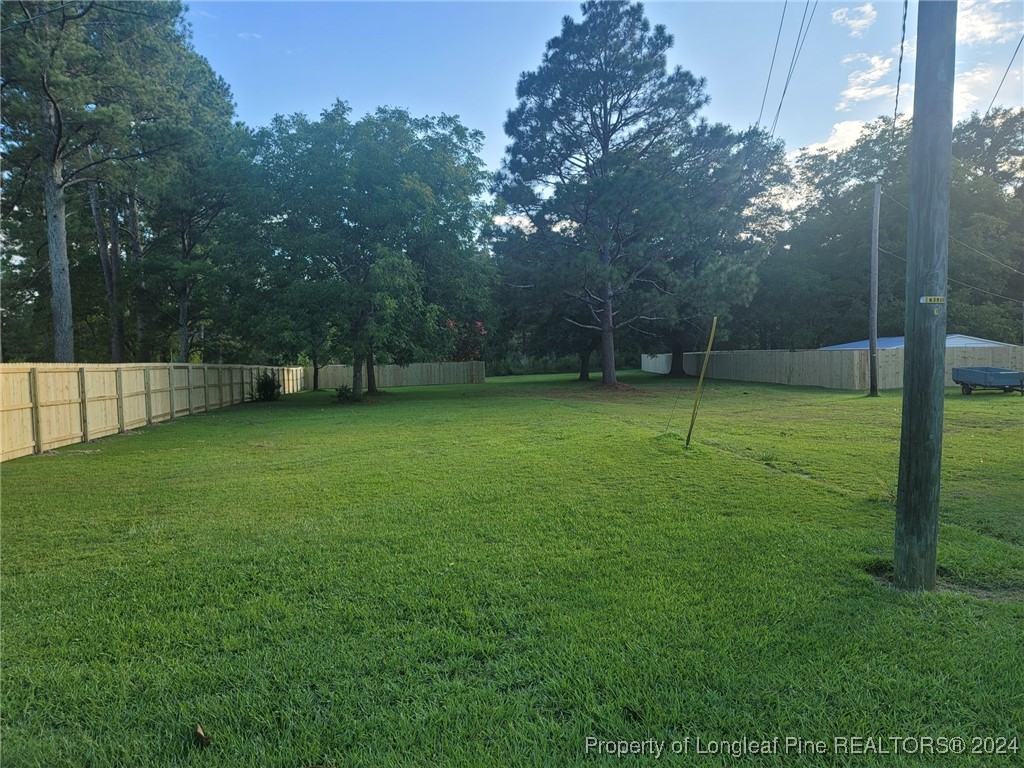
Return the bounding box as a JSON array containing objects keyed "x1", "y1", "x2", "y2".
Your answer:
[
  {"x1": 1, "y1": 368, "x2": 35, "y2": 461},
  {"x1": 80, "y1": 367, "x2": 118, "y2": 440},
  {"x1": 148, "y1": 366, "x2": 173, "y2": 422},
  {"x1": 0, "y1": 363, "x2": 305, "y2": 462},
  {"x1": 304, "y1": 361, "x2": 484, "y2": 390},
  {"x1": 121, "y1": 366, "x2": 148, "y2": 430},
  {"x1": 677, "y1": 346, "x2": 1024, "y2": 390}
]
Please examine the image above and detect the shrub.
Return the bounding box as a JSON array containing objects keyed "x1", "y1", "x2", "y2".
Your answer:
[
  {"x1": 334, "y1": 384, "x2": 355, "y2": 402},
  {"x1": 251, "y1": 371, "x2": 282, "y2": 402}
]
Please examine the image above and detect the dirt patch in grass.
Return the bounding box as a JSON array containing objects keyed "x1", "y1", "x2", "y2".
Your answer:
[{"x1": 865, "y1": 560, "x2": 1024, "y2": 602}]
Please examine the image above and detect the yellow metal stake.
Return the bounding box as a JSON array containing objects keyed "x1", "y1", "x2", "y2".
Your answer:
[{"x1": 685, "y1": 316, "x2": 718, "y2": 448}]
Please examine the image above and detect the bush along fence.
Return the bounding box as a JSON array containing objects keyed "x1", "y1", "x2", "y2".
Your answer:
[{"x1": 0, "y1": 363, "x2": 305, "y2": 462}]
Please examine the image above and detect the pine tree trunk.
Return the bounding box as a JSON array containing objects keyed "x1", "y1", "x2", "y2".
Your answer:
[
  {"x1": 42, "y1": 100, "x2": 74, "y2": 362},
  {"x1": 127, "y1": 190, "x2": 146, "y2": 360},
  {"x1": 351, "y1": 360, "x2": 363, "y2": 401},
  {"x1": 366, "y1": 349, "x2": 378, "y2": 394},
  {"x1": 577, "y1": 348, "x2": 592, "y2": 381},
  {"x1": 178, "y1": 294, "x2": 190, "y2": 363},
  {"x1": 312, "y1": 350, "x2": 320, "y2": 391},
  {"x1": 669, "y1": 340, "x2": 687, "y2": 377},
  {"x1": 351, "y1": 330, "x2": 364, "y2": 401},
  {"x1": 600, "y1": 279, "x2": 617, "y2": 386},
  {"x1": 89, "y1": 183, "x2": 127, "y2": 362},
  {"x1": 106, "y1": 192, "x2": 126, "y2": 362}
]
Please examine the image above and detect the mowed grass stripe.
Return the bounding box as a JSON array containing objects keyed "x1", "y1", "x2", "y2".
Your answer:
[{"x1": 2, "y1": 373, "x2": 1021, "y2": 766}]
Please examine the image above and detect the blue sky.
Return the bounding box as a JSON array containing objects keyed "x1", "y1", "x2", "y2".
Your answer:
[{"x1": 185, "y1": 1, "x2": 1024, "y2": 170}]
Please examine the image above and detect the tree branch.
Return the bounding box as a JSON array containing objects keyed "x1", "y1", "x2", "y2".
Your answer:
[
  {"x1": 62, "y1": 140, "x2": 185, "y2": 186},
  {"x1": 563, "y1": 317, "x2": 602, "y2": 331}
]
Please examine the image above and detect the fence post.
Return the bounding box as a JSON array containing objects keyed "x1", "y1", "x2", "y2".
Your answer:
[
  {"x1": 79, "y1": 367, "x2": 90, "y2": 441},
  {"x1": 115, "y1": 367, "x2": 125, "y2": 433},
  {"x1": 204, "y1": 364, "x2": 211, "y2": 411},
  {"x1": 187, "y1": 365, "x2": 194, "y2": 414},
  {"x1": 144, "y1": 366, "x2": 153, "y2": 425},
  {"x1": 29, "y1": 367, "x2": 43, "y2": 454},
  {"x1": 168, "y1": 364, "x2": 176, "y2": 420}
]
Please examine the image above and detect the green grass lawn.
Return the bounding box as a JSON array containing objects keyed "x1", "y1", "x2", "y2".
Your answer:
[{"x1": 2, "y1": 372, "x2": 1021, "y2": 767}]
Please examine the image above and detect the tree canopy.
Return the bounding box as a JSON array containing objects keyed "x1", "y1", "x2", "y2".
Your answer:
[
  {"x1": 2, "y1": 1, "x2": 1020, "y2": 381},
  {"x1": 494, "y1": 0, "x2": 788, "y2": 383},
  {"x1": 734, "y1": 111, "x2": 1023, "y2": 350},
  {"x1": 248, "y1": 103, "x2": 493, "y2": 397}
]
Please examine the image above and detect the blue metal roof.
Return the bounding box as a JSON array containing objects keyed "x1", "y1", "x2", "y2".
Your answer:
[{"x1": 820, "y1": 334, "x2": 1016, "y2": 351}]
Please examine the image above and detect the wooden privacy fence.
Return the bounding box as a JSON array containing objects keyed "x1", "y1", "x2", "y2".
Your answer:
[
  {"x1": 1, "y1": 363, "x2": 304, "y2": 462},
  {"x1": 306, "y1": 361, "x2": 486, "y2": 390},
  {"x1": 648, "y1": 345, "x2": 1024, "y2": 390}
]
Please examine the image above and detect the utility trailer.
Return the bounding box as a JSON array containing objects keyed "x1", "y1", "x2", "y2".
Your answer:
[{"x1": 952, "y1": 366, "x2": 1024, "y2": 395}]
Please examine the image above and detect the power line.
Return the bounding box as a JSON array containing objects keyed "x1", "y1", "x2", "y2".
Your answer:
[
  {"x1": 882, "y1": 191, "x2": 1024, "y2": 277},
  {"x1": 946, "y1": 275, "x2": 1021, "y2": 304},
  {"x1": 949, "y1": 236, "x2": 1024, "y2": 277},
  {"x1": 879, "y1": 246, "x2": 1023, "y2": 304},
  {"x1": 889, "y1": 0, "x2": 910, "y2": 158},
  {"x1": 757, "y1": 2, "x2": 788, "y2": 128},
  {"x1": 986, "y1": 33, "x2": 1024, "y2": 116},
  {"x1": 893, "y1": 0, "x2": 909, "y2": 123},
  {"x1": 0, "y1": 3, "x2": 74, "y2": 33},
  {"x1": 769, "y1": 1, "x2": 818, "y2": 139}
]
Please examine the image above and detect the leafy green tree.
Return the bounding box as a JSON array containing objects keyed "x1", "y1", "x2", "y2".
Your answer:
[
  {"x1": 497, "y1": 1, "x2": 729, "y2": 384},
  {"x1": 495, "y1": 2, "x2": 788, "y2": 379},
  {"x1": 953, "y1": 107, "x2": 1024, "y2": 197},
  {"x1": 488, "y1": 217, "x2": 602, "y2": 379},
  {"x1": 142, "y1": 123, "x2": 242, "y2": 362},
  {"x1": 252, "y1": 103, "x2": 491, "y2": 399},
  {"x1": 1, "y1": 0, "x2": 191, "y2": 361},
  {"x1": 737, "y1": 111, "x2": 1023, "y2": 348},
  {"x1": 654, "y1": 122, "x2": 790, "y2": 370},
  {"x1": 346, "y1": 108, "x2": 492, "y2": 393}
]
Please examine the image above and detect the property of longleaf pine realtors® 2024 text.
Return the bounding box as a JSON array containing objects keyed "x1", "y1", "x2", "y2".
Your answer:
[{"x1": 584, "y1": 735, "x2": 1020, "y2": 757}]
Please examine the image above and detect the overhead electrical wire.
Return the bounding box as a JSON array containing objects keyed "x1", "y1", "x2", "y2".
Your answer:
[
  {"x1": 949, "y1": 236, "x2": 1024, "y2": 277},
  {"x1": 878, "y1": 247, "x2": 1023, "y2": 305},
  {"x1": 769, "y1": 0, "x2": 819, "y2": 139},
  {"x1": 888, "y1": 0, "x2": 910, "y2": 161},
  {"x1": 986, "y1": 33, "x2": 1024, "y2": 116},
  {"x1": 882, "y1": 191, "x2": 1024, "y2": 277},
  {"x1": 893, "y1": 0, "x2": 909, "y2": 124},
  {"x1": 757, "y1": 2, "x2": 789, "y2": 128}
]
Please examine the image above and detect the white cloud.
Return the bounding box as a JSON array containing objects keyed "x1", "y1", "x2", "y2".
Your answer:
[
  {"x1": 492, "y1": 214, "x2": 535, "y2": 234},
  {"x1": 837, "y1": 54, "x2": 895, "y2": 111},
  {"x1": 832, "y1": 3, "x2": 878, "y2": 38},
  {"x1": 954, "y1": 64, "x2": 999, "y2": 117},
  {"x1": 957, "y1": 0, "x2": 1022, "y2": 46},
  {"x1": 796, "y1": 119, "x2": 871, "y2": 156},
  {"x1": 193, "y1": 9, "x2": 216, "y2": 19},
  {"x1": 237, "y1": 32, "x2": 263, "y2": 41}
]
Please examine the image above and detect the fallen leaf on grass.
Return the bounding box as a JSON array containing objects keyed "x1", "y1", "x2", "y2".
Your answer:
[{"x1": 195, "y1": 723, "x2": 212, "y2": 747}]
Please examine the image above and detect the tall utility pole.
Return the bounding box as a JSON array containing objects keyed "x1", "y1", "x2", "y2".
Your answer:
[
  {"x1": 895, "y1": 0, "x2": 957, "y2": 591},
  {"x1": 869, "y1": 181, "x2": 881, "y2": 397}
]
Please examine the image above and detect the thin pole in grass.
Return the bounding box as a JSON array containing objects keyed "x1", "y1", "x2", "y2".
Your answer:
[
  {"x1": 869, "y1": 180, "x2": 881, "y2": 397},
  {"x1": 685, "y1": 316, "x2": 718, "y2": 448}
]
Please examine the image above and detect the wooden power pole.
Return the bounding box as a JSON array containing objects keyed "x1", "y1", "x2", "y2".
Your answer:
[
  {"x1": 869, "y1": 181, "x2": 880, "y2": 397},
  {"x1": 895, "y1": 0, "x2": 957, "y2": 591}
]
